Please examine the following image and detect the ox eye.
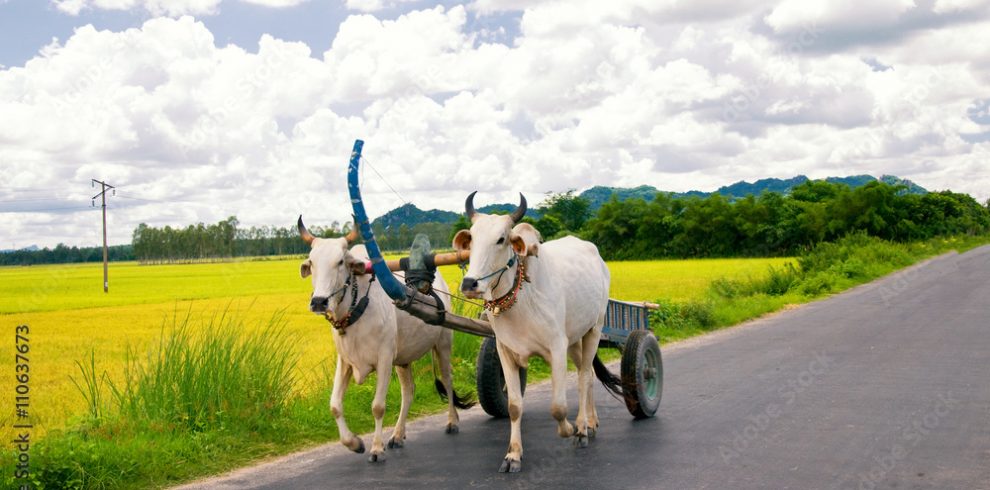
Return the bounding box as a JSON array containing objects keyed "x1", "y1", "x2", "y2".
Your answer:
[
  {"x1": 496, "y1": 237, "x2": 505, "y2": 245},
  {"x1": 338, "y1": 259, "x2": 344, "y2": 265}
]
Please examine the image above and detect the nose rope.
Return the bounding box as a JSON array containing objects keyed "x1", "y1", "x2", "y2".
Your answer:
[
  {"x1": 325, "y1": 276, "x2": 352, "y2": 307},
  {"x1": 476, "y1": 253, "x2": 517, "y2": 291},
  {"x1": 321, "y1": 272, "x2": 377, "y2": 335}
]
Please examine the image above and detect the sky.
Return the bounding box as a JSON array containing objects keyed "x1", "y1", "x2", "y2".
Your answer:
[{"x1": 1, "y1": 0, "x2": 989, "y2": 250}]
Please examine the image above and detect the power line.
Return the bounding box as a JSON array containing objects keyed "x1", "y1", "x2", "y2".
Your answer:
[
  {"x1": 0, "y1": 197, "x2": 81, "y2": 203},
  {"x1": 361, "y1": 156, "x2": 410, "y2": 207},
  {"x1": 0, "y1": 206, "x2": 97, "y2": 213},
  {"x1": 116, "y1": 193, "x2": 172, "y2": 203},
  {"x1": 0, "y1": 186, "x2": 66, "y2": 192}
]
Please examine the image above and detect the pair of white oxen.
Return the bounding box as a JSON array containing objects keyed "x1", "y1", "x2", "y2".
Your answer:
[{"x1": 298, "y1": 193, "x2": 621, "y2": 473}]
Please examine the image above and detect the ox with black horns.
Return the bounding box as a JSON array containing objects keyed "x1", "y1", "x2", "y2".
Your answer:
[
  {"x1": 454, "y1": 192, "x2": 625, "y2": 473},
  {"x1": 298, "y1": 217, "x2": 474, "y2": 463}
]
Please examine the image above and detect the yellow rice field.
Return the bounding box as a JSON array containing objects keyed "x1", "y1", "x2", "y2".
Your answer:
[{"x1": 0, "y1": 255, "x2": 791, "y2": 439}]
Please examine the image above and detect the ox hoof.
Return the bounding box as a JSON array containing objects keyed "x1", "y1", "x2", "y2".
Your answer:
[
  {"x1": 573, "y1": 434, "x2": 589, "y2": 448},
  {"x1": 387, "y1": 437, "x2": 404, "y2": 449},
  {"x1": 347, "y1": 438, "x2": 365, "y2": 454},
  {"x1": 588, "y1": 426, "x2": 598, "y2": 439},
  {"x1": 445, "y1": 424, "x2": 459, "y2": 435},
  {"x1": 498, "y1": 458, "x2": 522, "y2": 473},
  {"x1": 368, "y1": 452, "x2": 385, "y2": 463}
]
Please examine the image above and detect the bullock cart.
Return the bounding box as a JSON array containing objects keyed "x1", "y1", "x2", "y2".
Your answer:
[{"x1": 345, "y1": 140, "x2": 663, "y2": 420}]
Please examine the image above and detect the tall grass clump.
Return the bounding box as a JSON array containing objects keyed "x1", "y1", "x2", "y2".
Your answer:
[
  {"x1": 108, "y1": 309, "x2": 299, "y2": 432},
  {"x1": 709, "y1": 263, "x2": 801, "y2": 298},
  {"x1": 22, "y1": 310, "x2": 301, "y2": 489}
]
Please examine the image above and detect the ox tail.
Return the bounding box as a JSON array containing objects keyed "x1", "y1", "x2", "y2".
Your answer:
[
  {"x1": 592, "y1": 354, "x2": 626, "y2": 402},
  {"x1": 434, "y1": 378, "x2": 477, "y2": 410}
]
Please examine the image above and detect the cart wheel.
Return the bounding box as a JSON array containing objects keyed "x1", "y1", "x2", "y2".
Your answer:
[
  {"x1": 476, "y1": 336, "x2": 527, "y2": 418},
  {"x1": 620, "y1": 330, "x2": 662, "y2": 419}
]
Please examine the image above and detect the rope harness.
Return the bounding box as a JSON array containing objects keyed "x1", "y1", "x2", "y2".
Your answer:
[
  {"x1": 401, "y1": 265, "x2": 447, "y2": 326},
  {"x1": 484, "y1": 253, "x2": 526, "y2": 317},
  {"x1": 324, "y1": 272, "x2": 376, "y2": 335}
]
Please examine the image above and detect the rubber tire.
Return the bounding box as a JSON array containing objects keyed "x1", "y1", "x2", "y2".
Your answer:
[
  {"x1": 620, "y1": 330, "x2": 663, "y2": 419},
  {"x1": 476, "y1": 336, "x2": 527, "y2": 418}
]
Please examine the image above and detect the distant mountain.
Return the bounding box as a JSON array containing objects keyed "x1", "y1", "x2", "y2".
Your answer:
[
  {"x1": 477, "y1": 203, "x2": 541, "y2": 219},
  {"x1": 715, "y1": 175, "x2": 927, "y2": 198},
  {"x1": 715, "y1": 175, "x2": 810, "y2": 197},
  {"x1": 372, "y1": 203, "x2": 459, "y2": 229},
  {"x1": 371, "y1": 175, "x2": 928, "y2": 230},
  {"x1": 878, "y1": 175, "x2": 928, "y2": 194},
  {"x1": 582, "y1": 185, "x2": 665, "y2": 210},
  {"x1": 581, "y1": 174, "x2": 928, "y2": 211},
  {"x1": 0, "y1": 245, "x2": 39, "y2": 254},
  {"x1": 824, "y1": 175, "x2": 877, "y2": 188}
]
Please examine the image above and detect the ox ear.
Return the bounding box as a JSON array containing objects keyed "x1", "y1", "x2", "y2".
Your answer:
[
  {"x1": 510, "y1": 223, "x2": 541, "y2": 257},
  {"x1": 300, "y1": 259, "x2": 312, "y2": 278},
  {"x1": 453, "y1": 229, "x2": 472, "y2": 252},
  {"x1": 343, "y1": 251, "x2": 368, "y2": 275}
]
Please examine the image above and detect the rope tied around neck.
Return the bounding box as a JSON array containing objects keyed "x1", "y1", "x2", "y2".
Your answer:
[
  {"x1": 325, "y1": 272, "x2": 376, "y2": 335},
  {"x1": 484, "y1": 255, "x2": 526, "y2": 317}
]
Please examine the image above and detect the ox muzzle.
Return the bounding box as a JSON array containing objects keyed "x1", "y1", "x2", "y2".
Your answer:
[
  {"x1": 310, "y1": 296, "x2": 329, "y2": 313},
  {"x1": 460, "y1": 277, "x2": 481, "y2": 298}
]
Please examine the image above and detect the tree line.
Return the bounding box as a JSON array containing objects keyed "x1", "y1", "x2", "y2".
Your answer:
[
  {"x1": 4, "y1": 180, "x2": 987, "y2": 266},
  {"x1": 580, "y1": 181, "x2": 990, "y2": 259},
  {"x1": 131, "y1": 217, "x2": 348, "y2": 263},
  {"x1": 0, "y1": 244, "x2": 134, "y2": 266},
  {"x1": 129, "y1": 218, "x2": 457, "y2": 263}
]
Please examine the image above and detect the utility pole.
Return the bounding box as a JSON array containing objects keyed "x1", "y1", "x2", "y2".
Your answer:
[{"x1": 92, "y1": 179, "x2": 115, "y2": 293}]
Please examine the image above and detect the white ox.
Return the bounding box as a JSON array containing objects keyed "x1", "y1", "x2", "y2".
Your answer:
[
  {"x1": 298, "y1": 217, "x2": 473, "y2": 463},
  {"x1": 454, "y1": 193, "x2": 623, "y2": 473}
]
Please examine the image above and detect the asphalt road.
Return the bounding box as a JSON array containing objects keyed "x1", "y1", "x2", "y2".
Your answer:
[{"x1": 181, "y1": 246, "x2": 990, "y2": 490}]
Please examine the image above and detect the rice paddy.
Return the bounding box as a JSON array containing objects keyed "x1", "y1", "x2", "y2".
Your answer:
[{"x1": 0, "y1": 255, "x2": 792, "y2": 440}]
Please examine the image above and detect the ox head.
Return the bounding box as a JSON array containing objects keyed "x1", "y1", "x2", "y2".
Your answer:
[
  {"x1": 453, "y1": 192, "x2": 537, "y2": 300},
  {"x1": 298, "y1": 216, "x2": 364, "y2": 313}
]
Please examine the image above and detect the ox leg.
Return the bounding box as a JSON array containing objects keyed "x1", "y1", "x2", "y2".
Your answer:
[
  {"x1": 587, "y1": 382, "x2": 599, "y2": 439},
  {"x1": 583, "y1": 329, "x2": 602, "y2": 438},
  {"x1": 368, "y1": 356, "x2": 392, "y2": 463},
  {"x1": 330, "y1": 358, "x2": 364, "y2": 454},
  {"x1": 435, "y1": 344, "x2": 460, "y2": 434},
  {"x1": 388, "y1": 364, "x2": 414, "y2": 449},
  {"x1": 568, "y1": 340, "x2": 591, "y2": 448},
  {"x1": 496, "y1": 340, "x2": 524, "y2": 473},
  {"x1": 550, "y1": 341, "x2": 575, "y2": 440}
]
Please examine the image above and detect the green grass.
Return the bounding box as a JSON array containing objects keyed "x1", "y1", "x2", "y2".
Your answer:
[{"x1": 648, "y1": 233, "x2": 990, "y2": 344}]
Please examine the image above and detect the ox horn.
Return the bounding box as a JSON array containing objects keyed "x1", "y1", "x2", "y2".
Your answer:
[
  {"x1": 465, "y1": 191, "x2": 479, "y2": 222},
  {"x1": 510, "y1": 193, "x2": 527, "y2": 223},
  {"x1": 297, "y1": 215, "x2": 316, "y2": 245},
  {"x1": 344, "y1": 221, "x2": 359, "y2": 243}
]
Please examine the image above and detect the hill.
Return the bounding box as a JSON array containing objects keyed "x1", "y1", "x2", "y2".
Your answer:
[
  {"x1": 371, "y1": 203, "x2": 460, "y2": 229},
  {"x1": 582, "y1": 174, "x2": 928, "y2": 210},
  {"x1": 370, "y1": 174, "x2": 929, "y2": 230}
]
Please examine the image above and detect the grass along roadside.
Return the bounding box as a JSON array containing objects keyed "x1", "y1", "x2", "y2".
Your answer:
[
  {"x1": 648, "y1": 233, "x2": 990, "y2": 344},
  {"x1": 4, "y1": 233, "x2": 987, "y2": 489}
]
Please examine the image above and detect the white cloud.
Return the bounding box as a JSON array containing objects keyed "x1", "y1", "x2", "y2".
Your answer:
[
  {"x1": 765, "y1": 0, "x2": 917, "y2": 34},
  {"x1": 241, "y1": 0, "x2": 307, "y2": 6},
  {"x1": 323, "y1": 6, "x2": 479, "y2": 99},
  {"x1": 3, "y1": 2, "x2": 990, "y2": 249},
  {"x1": 933, "y1": 0, "x2": 990, "y2": 13},
  {"x1": 50, "y1": 0, "x2": 309, "y2": 16},
  {"x1": 343, "y1": 0, "x2": 420, "y2": 12},
  {"x1": 52, "y1": 0, "x2": 86, "y2": 15}
]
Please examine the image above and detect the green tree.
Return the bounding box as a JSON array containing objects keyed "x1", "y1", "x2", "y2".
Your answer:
[{"x1": 538, "y1": 190, "x2": 591, "y2": 232}]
